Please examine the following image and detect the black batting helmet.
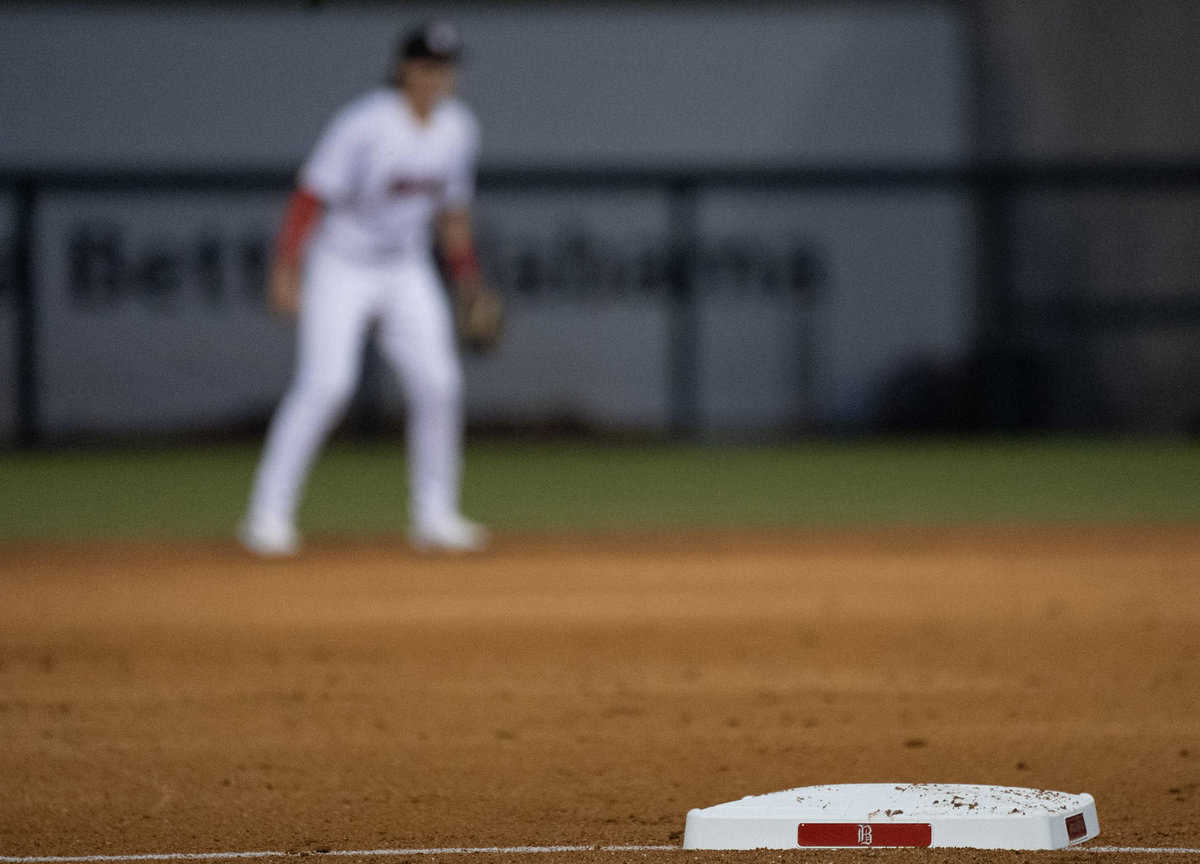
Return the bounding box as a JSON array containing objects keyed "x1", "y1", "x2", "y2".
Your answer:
[{"x1": 398, "y1": 20, "x2": 464, "y2": 64}]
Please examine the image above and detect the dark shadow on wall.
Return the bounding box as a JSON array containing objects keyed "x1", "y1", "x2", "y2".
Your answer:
[{"x1": 870, "y1": 347, "x2": 1097, "y2": 435}]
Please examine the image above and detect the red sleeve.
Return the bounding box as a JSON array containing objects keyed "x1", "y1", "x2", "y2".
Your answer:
[
  {"x1": 275, "y1": 187, "x2": 324, "y2": 267},
  {"x1": 446, "y1": 248, "x2": 481, "y2": 282}
]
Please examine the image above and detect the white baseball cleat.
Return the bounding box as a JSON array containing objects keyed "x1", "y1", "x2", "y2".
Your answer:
[
  {"x1": 237, "y1": 516, "x2": 301, "y2": 558},
  {"x1": 409, "y1": 514, "x2": 490, "y2": 553}
]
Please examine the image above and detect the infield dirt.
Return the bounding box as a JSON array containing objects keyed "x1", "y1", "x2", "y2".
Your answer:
[{"x1": 2, "y1": 525, "x2": 1198, "y2": 863}]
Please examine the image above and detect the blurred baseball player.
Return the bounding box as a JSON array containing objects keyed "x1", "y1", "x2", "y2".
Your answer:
[{"x1": 240, "y1": 20, "x2": 497, "y2": 557}]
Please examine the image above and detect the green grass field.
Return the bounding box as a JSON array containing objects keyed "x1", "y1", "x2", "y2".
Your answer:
[{"x1": 0, "y1": 439, "x2": 1198, "y2": 541}]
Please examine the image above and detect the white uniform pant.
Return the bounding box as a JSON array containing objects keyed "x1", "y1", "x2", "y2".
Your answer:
[{"x1": 248, "y1": 245, "x2": 463, "y2": 531}]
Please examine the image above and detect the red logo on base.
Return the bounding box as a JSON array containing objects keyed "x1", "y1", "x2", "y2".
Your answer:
[
  {"x1": 797, "y1": 823, "x2": 933, "y2": 847},
  {"x1": 1065, "y1": 813, "x2": 1088, "y2": 842}
]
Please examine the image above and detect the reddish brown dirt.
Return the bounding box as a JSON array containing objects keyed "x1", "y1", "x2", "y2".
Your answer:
[{"x1": 1, "y1": 525, "x2": 1199, "y2": 863}]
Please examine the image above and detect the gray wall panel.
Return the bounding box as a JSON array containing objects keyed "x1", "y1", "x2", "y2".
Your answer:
[
  {"x1": 0, "y1": 5, "x2": 967, "y2": 167},
  {"x1": 697, "y1": 190, "x2": 973, "y2": 428},
  {"x1": 33, "y1": 192, "x2": 294, "y2": 436}
]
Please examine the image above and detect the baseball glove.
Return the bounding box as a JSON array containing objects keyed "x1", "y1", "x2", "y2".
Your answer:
[{"x1": 455, "y1": 286, "x2": 504, "y2": 353}]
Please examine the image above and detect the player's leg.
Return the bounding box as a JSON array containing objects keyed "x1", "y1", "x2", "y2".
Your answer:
[
  {"x1": 241, "y1": 248, "x2": 379, "y2": 555},
  {"x1": 377, "y1": 257, "x2": 486, "y2": 551}
]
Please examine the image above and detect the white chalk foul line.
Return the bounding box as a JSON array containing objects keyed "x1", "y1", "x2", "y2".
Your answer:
[
  {"x1": 0, "y1": 848, "x2": 675, "y2": 863},
  {"x1": 1081, "y1": 850, "x2": 1200, "y2": 856},
  {"x1": 2, "y1": 845, "x2": 1199, "y2": 862}
]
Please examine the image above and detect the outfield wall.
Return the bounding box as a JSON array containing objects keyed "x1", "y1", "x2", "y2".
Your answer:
[{"x1": 1, "y1": 3, "x2": 971, "y2": 439}]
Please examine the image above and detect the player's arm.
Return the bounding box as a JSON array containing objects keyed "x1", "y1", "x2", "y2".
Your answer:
[
  {"x1": 439, "y1": 109, "x2": 485, "y2": 299},
  {"x1": 438, "y1": 208, "x2": 502, "y2": 351},
  {"x1": 438, "y1": 113, "x2": 500, "y2": 349},
  {"x1": 438, "y1": 207, "x2": 483, "y2": 299},
  {"x1": 270, "y1": 99, "x2": 364, "y2": 316},
  {"x1": 269, "y1": 187, "x2": 324, "y2": 316}
]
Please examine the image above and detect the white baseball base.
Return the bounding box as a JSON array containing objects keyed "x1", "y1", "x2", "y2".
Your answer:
[{"x1": 683, "y1": 783, "x2": 1100, "y2": 850}]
